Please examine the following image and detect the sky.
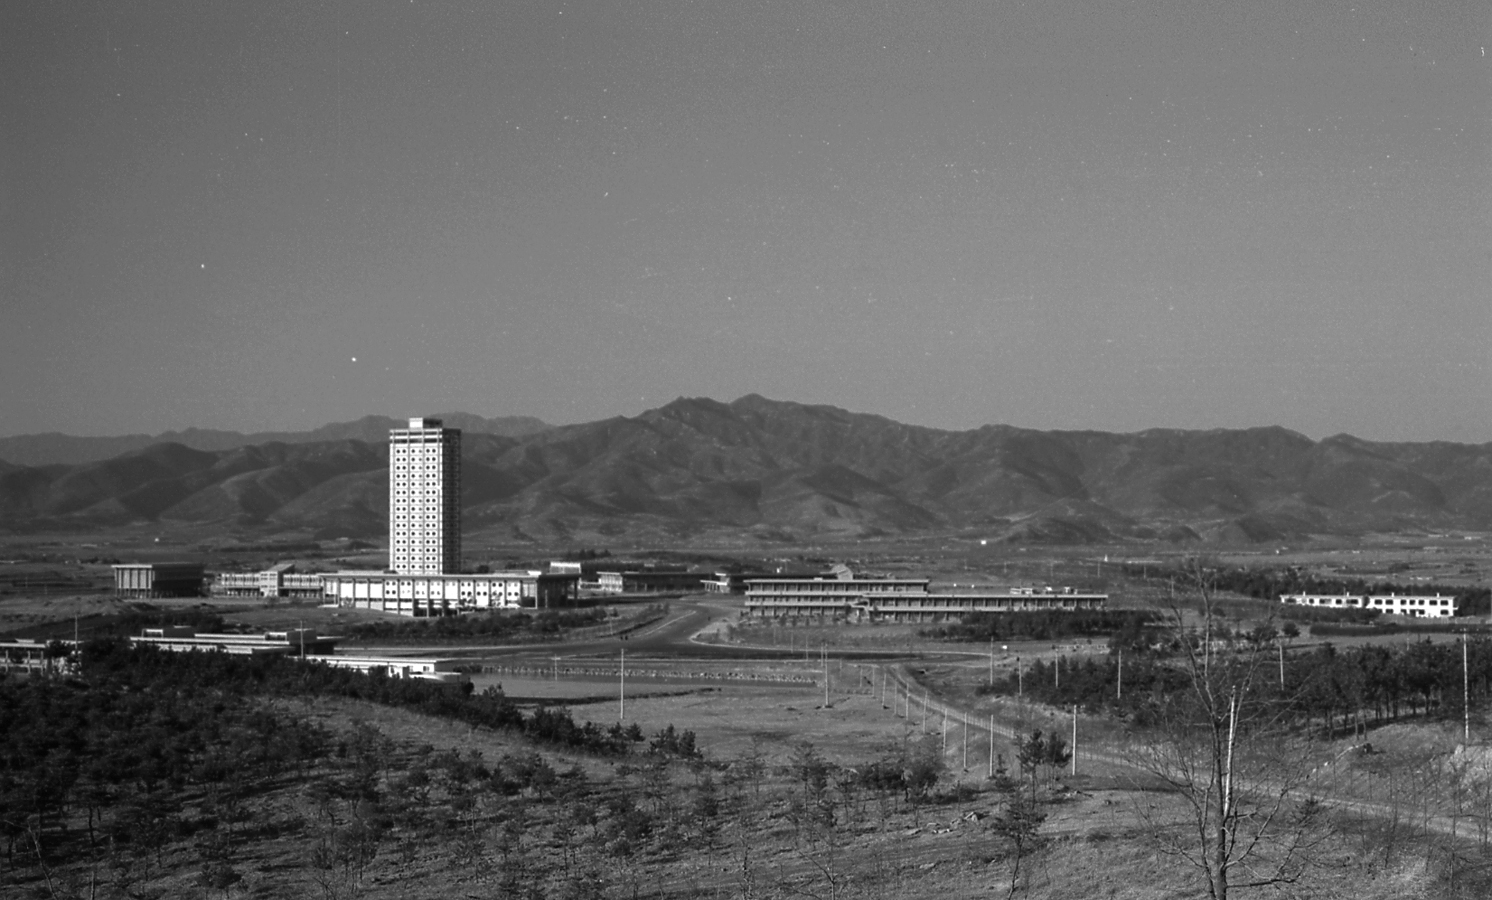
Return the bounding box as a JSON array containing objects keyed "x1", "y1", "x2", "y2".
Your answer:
[{"x1": 3, "y1": 1, "x2": 1489, "y2": 442}]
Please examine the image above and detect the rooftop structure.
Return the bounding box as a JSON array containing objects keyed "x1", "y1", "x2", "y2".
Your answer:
[{"x1": 390, "y1": 417, "x2": 461, "y2": 575}]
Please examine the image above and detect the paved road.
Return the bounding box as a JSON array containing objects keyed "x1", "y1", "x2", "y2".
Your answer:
[{"x1": 359, "y1": 595, "x2": 935, "y2": 666}]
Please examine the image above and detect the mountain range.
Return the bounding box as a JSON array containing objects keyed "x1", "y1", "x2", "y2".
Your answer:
[
  {"x1": 0, "y1": 414, "x2": 552, "y2": 467},
  {"x1": 4, "y1": 395, "x2": 1492, "y2": 545}
]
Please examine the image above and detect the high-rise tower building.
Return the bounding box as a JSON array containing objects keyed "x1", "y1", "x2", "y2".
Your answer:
[{"x1": 389, "y1": 417, "x2": 461, "y2": 575}]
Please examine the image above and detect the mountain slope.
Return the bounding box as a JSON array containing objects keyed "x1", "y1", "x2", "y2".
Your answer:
[
  {"x1": 4, "y1": 396, "x2": 1492, "y2": 543},
  {"x1": 0, "y1": 414, "x2": 551, "y2": 467}
]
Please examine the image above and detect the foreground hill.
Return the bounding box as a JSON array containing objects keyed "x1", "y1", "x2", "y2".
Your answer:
[{"x1": 3, "y1": 395, "x2": 1492, "y2": 544}]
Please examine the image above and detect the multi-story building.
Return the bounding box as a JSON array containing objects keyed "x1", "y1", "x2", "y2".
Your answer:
[
  {"x1": 213, "y1": 563, "x2": 326, "y2": 599},
  {"x1": 1279, "y1": 592, "x2": 1457, "y2": 618},
  {"x1": 389, "y1": 417, "x2": 461, "y2": 575},
  {"x1": 321, "y1": 570, "x2": 579, "y2": 616},
  {"x1": 742, "y1": 567, "x2": 1108, "y2": 621},
  {"x1": 1367, "y1": 593, "x2": 1456, "y2": 617}
]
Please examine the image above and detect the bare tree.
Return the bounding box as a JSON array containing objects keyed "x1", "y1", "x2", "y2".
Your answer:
[{"x1": 1134, "y1": 557, "x2": 1331, "y2": 900}]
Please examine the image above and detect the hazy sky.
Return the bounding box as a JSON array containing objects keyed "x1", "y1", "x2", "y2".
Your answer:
[{"x1": 4, "y1": 1, "x2": 1489, "y2": 441}]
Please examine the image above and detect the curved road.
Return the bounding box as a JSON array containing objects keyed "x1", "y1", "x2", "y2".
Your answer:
[{"x1": 361, "y1": 595, "x2": 944, "y2": 666}]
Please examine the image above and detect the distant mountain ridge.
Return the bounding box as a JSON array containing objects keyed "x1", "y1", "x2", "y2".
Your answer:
[
  {"x1": 0, "y1": 414, "x2": 553, "y2": 467},
  {"x1": 3, "y1": 395, "x2": 1491, "y2": 545}
]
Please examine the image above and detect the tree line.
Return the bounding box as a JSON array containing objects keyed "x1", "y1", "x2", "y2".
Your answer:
[
  {"x1": 1126, "y1": 563, "x2": 1492, "y2": 617},
  {"x1": 981, "y1": 632, "x2": 1492, "y2": 734},
  {"x1": 920, "y1": 609, "x2": 1166, "y2": 643}
]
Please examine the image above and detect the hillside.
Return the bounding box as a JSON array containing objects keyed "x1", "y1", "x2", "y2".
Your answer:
[{"x1": 3, "y1": 395, "x2": 1492, "y2": 544}]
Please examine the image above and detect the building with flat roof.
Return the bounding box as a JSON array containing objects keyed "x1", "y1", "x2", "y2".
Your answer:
[
  {"x1": 112, "y1": 563, "x2": 205, "y2": 598},
  {"x1": 1279, "y1": 592, "x2": 1456, "y2": 618},
  {"x1": 133, "y1": 627, "x2": 342, "y2": 655},
  {"x1": 212, "y1": 563, "x2": 325, "y2": 599},
  {"x1": 743, "y1": 568, "x2": 1107, "y2": 621},
  {"x1": 390, "y1": 417, "x2": 461, "y2": 575},
  {"x1": 124, "y1": 629, "x2": 466, "y2": 684},
  {"x1": 595, "y1": 569, "x2": 706, "y2": 594},
  {"x1": 321, "y1": 570, "x2": 580, "y2": 617}
]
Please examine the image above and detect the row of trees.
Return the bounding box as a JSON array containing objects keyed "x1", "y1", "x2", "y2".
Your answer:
[
  {"x1": 921, "y1": 609, "x2": 1165, "y2": 643},
  {"x1": 981, "y1": 633, "x2": 1492, "y2": 733},
  {"x1": 341, "y1": 608, "x2": 612, "y2": 643},
  {"x1": 1128, "y1": 562, "x2": 1492, "y2": 617}
]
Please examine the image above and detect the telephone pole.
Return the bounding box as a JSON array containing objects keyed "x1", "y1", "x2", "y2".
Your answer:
[{"x1": 1071, "y1": 705, "x2": 1078, "y2": 777}]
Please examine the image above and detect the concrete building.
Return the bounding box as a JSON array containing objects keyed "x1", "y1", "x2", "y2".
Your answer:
[
  {"x1": 595, "y1": 569, "x2": 705, "y2": 594},
  {"x1": 1279, "y1": 593, "x2": 1457, "y2": 618},
  {"x1": 743, "y1": 568, "x2": 1108, "y2": 621},
  {"x1": 1279, "y1": 593, "x2": 1365, "y2": 610},
  {"x1": 701, "y1": 570, "x2": 789, "y2": 593},
  {"x1": 0, "y1": 639, "x2": 79, "y2": 675},
  {"x1": 304, "y1": 655, "x2": 468, "y2": 683},
  {"x1": 1368, "y1": 593, "x2": 1456, "y2": 617},
  {"x1": 213, "y1": 563, "x2": 325, "y2": 599},
  {"x1": 321, "y1": 570, "x2": 580, "y2": 617},
  {"x1": 112, "y1": 563, "x2": 205, "y2": 598},
  {"x1": 390, "y1": 417, "x2": 461, "y2": 575}
]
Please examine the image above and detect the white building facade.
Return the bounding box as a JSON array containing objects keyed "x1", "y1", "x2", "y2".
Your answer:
[
  {"x1": 320, "y1": 571, "x2": 579, "y2": 617},
  {"x1": 390, "y1": 417, "x2": 461, "y2": 575},
  {"x1": 1280, "y1": 592, "x2": 1456, "y2": 618}
]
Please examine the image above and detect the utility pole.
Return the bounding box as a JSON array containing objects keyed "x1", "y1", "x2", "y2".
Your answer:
[
  {"x1": 1465, "y1": 636, "x2": 1471, "y2": 743},
  {"x1": 1071, "y1": 705, "x2": 1078, "y2": 777},
  {"x1": 989, "y1": 638, "x2": 994, "y2": 686},
  {"x1": 619, "y1": 648, "x2": 625, "y2": 722},
  {"x1": 1017, "y1": 658, "x2": 1023, "y2": 698},
  {"x1": 988, "y1": 714, "x2": 995, "y2": 779},
  {"x1": 1117, "y1": 649, "x2": 1122, "y2": 701},
  {"x1": 961, "y1": 714, "x2": 968, "y2": 770},
  {"x1": 822, "y1": 644, "x2": 829, "y2": 708},
  {"x1": 1279, "y1": 640, "x2": 1285, "y2": 690}
]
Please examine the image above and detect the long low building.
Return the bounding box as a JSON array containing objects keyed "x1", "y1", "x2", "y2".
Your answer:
[
  {"x1": 744, "y1": 569, "x2": 1107, "y2": 621},
  {"x1": 304, "y1": 655, "x2": 468, "y2": 683},
  {"x1": 595, "y1": 569, "x2": 706, "y2": 594},
  {"x1": 320, "y1": 570, "x2": 580, "y2": 616},
  {"x1": 127, "y1": 629, "x2": 466, "y2": 683},
  {"x1": 1, "y1": 639, "x2": 79, "y2": 675},
  {"x1": 1281, "y1": 592, "x2": 1456, "y2": 618},
  {"x1": 134, "y1": 627, "x2": 343, "y2": 655}
]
